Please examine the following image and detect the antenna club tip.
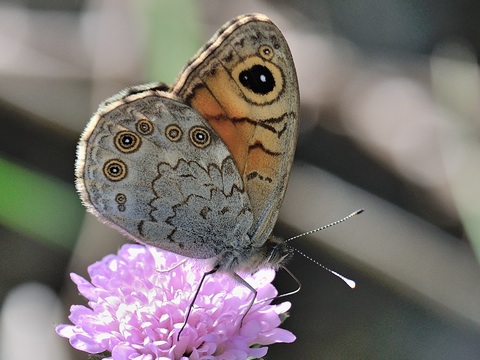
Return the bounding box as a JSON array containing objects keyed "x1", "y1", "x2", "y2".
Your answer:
[
  {"x1": 354, "y1": 209, "x2": 364, "y2": 215},
  {"x1": 343, "y1": 278, "x2": 356, "y2": 289}
]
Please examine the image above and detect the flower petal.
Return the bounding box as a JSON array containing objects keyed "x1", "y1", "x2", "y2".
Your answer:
[{"x1": 56, "y1": 244, "x2": 295, "y2": 358}]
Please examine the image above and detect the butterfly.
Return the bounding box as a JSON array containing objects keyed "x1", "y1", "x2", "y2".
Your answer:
[{"x1": 75, "y1": 13, "x2": 300, "y2": 326}]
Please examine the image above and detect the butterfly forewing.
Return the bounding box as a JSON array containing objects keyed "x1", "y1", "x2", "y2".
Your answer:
[{"x1": 173, "y1": 14, "x2": 300, "y2": 247}]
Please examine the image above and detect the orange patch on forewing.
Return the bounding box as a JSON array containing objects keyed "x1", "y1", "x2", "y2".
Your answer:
[
  {"x1": 211, "y1": 117, "x2": 251, "y2": 174},
  {"x1": 190, "y1": 86, "x2": 253, "y2": 174},
  {"x1": 203, "y1": 64, "x2": 252, "y2": 119},
  {"x1": 189, "y1": 87, "x2": 224, "y2": 118},
  {"x1": 246, "y1": 145, "x2": 279, "y2": 180}
]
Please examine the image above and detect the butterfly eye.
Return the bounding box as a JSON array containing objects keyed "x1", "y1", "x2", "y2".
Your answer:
[
  {"x1": 114, "y1": 131, "x2": 141, "y2": 153},
  {"x1": 103, "y1": 159, "x2": 127, "y2": 182},
  {"x1": 189, "y1": 126, "x2": 211, "y2": 148},
  {"x1": 136, "y1": 119, "x2": 153, "y2": 135},
  {"x1": 239, "y1": 65, "x2": 275, "y2": 95},
  {"x1": 259, "y1": 45, "x2": 274, "y2": 60},
  {"x1": 165, "y1": 124, "x2": 183, "y2": 142}
]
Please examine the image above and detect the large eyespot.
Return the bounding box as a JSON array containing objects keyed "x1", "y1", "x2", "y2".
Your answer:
[
  {"x1": 165, "y1": 124, "x2": 183, "y2": 142},
  {"x1": 232, "y1": 56, "x2": 284, "y2": 105},
  {"x1": 114, "y1": 131, "x2": 141, "y2": 153},
  {"x1": 259, "y1": 45, "x2": 274, "y2": 60},
  {"x1": 136, "y1": 119, "x2": 153, "y2": 135},
  {"x1": 239, "y1": 64, "x2": 275, "y2": 95},
  {"x1": 189, "y1": 126, "x2": 211, "y2": 148},
  {"x1": 103, "y1": 159, "x2": 127, "y2": 181}
]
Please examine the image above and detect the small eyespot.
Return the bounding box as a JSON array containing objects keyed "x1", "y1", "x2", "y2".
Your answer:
[
  {"x1": 259, "y1": 45, "x2": 274, "y2": 60},
  {"x1": 115, "y1": 193, "x2": 127, "y2": 212},
  {"x1": 189, "y1": 126, "x2": 211, "y2": 148},
  {"x1": 115, "y1": 193, "x2": 127, "y2": 204},
  {"x1": 136, "y1": 119, "x2": 153, "y2": 135},
  {"x1": 114, "y1": 131, "x2": 141, "y2": 153},
  {"x1": 165, "y1": 124, "x2": 183, "y2": 142},
  {"x1": 103, "y1": 159, "x2": 127, "y2": 182}
]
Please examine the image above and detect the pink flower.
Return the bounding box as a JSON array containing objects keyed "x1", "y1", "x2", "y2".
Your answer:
[{"x1": 56, "y1": 244, "x2": 295, "y2": 359}]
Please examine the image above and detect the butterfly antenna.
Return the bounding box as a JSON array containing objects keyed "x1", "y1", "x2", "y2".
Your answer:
[
  {"x1": 285, "y1": 209, "x2": 363, "y2": 289},
  {"x1": 290, "y1": 246, "x2": 356, "y2": 288},
  {"x1": 285, "y1": 209, "x2": 364, "y2": 243}
]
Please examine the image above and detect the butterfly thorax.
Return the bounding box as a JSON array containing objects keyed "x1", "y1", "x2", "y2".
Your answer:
[{"x1": 215, "y1": 235, "x2": 292, "y2": 273}]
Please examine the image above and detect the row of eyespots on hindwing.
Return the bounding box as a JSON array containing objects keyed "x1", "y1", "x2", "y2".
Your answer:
[
  {"x1": 101, "y1": 116, "x2": 213, "y2": 212},
  {"x1": 102, "y1": 119, "x2": 154, "y2": 184},
  {"x1": 165, "y1": 123, "x2": 212, "y2": 149}
]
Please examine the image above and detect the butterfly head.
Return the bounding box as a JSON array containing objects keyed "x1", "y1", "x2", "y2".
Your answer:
[
  {"x1": 213, "y1": 235, "x2": 292, "y2": 274},
  {"x1": 263, "y1": 236, "x2": 293, "y2": 270}
]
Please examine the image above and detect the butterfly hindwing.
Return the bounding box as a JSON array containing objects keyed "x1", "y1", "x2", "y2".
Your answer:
[{"x1": 76, "y1": 86, "x2": 254, "y2": 258}]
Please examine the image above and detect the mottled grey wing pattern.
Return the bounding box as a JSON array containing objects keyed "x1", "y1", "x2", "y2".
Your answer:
[{"x1": 76, "y1": 85, "x2": 253, "y2": 259}]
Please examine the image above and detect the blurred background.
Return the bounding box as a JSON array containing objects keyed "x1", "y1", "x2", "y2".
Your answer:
[{"x1": 0, "y1": 0, "x2": 479, "y2": 359}]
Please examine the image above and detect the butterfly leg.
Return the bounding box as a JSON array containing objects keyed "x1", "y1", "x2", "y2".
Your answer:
[
  {"x1": 231, "y1": 272, "x2": 257, "y2": 328},
  {"x1": 177, "y1": 265, "x2": 220, "y2": 340},
  {"x1": 156, "y1": 258, "x2": 187, "y2": 273}
]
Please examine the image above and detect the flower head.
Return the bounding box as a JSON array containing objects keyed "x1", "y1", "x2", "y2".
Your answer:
[{"x1": 56, "y1": 244, "x2": 295, "y2": 359}]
